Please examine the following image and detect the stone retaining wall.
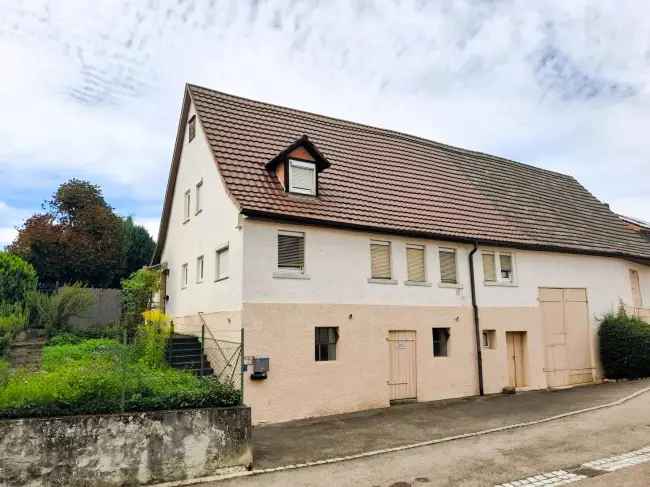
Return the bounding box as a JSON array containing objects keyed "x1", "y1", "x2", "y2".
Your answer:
[{"x1": 0, "y1": 406, "x2": 252, "y2": 486}]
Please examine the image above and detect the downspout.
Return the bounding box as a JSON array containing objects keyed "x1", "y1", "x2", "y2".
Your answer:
[{"x1": 469, "y1": 242, "x2": 484, "y2": 396}]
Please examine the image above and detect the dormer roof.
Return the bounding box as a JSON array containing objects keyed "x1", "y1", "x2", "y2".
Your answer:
[{"x1": 265, "y1": 135, "x2": 331, "y2": 172}]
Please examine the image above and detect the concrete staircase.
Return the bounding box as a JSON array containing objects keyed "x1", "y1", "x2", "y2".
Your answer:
[
  {"x1": 8, "y1": 330, "x2": 47, "y2": 370},
  {"x1": 166, "y1": 334, "x2": 214, "y2": 376}
]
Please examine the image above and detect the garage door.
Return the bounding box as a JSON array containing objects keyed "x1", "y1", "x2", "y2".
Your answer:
[{"x1": 539, "y1": 288, "x2": 594, "y2": 388}]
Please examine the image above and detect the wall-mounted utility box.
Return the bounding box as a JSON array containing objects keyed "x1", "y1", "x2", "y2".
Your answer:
[{"x1": 251, "y1": 356, "x2": 269, "y2": 380}]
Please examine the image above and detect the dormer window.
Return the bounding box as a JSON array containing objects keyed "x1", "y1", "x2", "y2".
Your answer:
[
  {"x1": 288, "y1": 159, "x2": 316, "y2": 195},
  {"x1": 265, "y1": 135, "x2": 331, "y2": 196}
]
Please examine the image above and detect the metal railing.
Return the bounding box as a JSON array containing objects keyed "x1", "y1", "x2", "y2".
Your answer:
[{"x1": 197, "y1": 312, "x2": 244, "y2": 393}]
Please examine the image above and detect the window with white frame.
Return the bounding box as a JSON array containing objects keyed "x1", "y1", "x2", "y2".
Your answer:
[
  {"x1": 195, "y1": 180, "x2": 203, "y2": 214},
  {"x1": 277, "y1": 231, "x2": 305, "y2": 272},
  {"x1": 439, "y1": 248, "x2": 457, "y2": 284},
  {"x1": 181, "y1": 263, "x2": 189, "y2": 289},
  {"x1": 288, "y1": 159, "x2": 316, "y2": 195},
  {"x1": 215, "y1": 245, "x2": 229, "y2": 281},
  {"x1": 183, "y1": 190, "x2": 191, "y2": 222},
  {"x1": 196, "y1": 256, "x2": 204, "y2": 283},
  {"x1": 406, "y1": 244, "x2": 426, "y2": 282},
  {"x1": 482, "y1": 251, "x2": 515, "y2": 283},
  {"x1": 370, "y1": 240, "x2": 392, "y2": 279}
]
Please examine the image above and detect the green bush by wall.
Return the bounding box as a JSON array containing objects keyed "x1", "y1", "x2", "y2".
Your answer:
[{"x1": 599, "y1": 311, "x2": 650, "y2": 380}]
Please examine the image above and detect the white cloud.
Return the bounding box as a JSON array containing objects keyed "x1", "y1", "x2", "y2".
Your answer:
[
  {"x1": 0, "y1": 0, "x2": 649, "y2": 224},
  {"x1": 0, "y1": 227, "x2": 17, "y2": 249},
  {"x1": 134, "y1": 217, "x2": 160, "y2": 242}
]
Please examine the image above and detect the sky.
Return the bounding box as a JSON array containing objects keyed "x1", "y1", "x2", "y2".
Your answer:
[{"x1": 1, "y1": 0, "x2": 649, "y2": 247}]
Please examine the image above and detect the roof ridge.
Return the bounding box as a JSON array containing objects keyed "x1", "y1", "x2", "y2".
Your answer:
[{"x1": 187, "y1": 83, "x2": 575, "y2": 181}]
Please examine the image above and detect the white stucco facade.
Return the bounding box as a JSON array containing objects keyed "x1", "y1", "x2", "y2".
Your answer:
[{"x1": 157, "y1": 110, "x2": 650, "y2": 425}]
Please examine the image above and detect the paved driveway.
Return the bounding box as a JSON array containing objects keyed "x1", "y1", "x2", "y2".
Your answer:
[
  {"x1": 253, "y1": 380, "x2": 650, "y2": 469},
  {"x1": 196, "y1": 380, "x2": 650, "y2": 487}
]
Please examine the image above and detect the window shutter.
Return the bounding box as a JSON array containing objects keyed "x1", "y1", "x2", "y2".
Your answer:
[
  {"x1": 439, "y1": 249, "x2": 457, "y2": 284},
  {"x1": 407, "y1": 246, "x2": 425, "y2": 282},
  {"x1": 482, "y1": 253, "x2": 496, "y2": 281},
  {"x1": 289, "y1": 161, "x2": 316, "y2": 194},
  {"x1": 500, "y1": 254, "x2": 513, "y2": 280},
  {"x1": 278, "y1": 233, "x2": 305, "y2": 271},
  {"x1": 370, "y1": 242, "x2": 391, "y2": 279}
]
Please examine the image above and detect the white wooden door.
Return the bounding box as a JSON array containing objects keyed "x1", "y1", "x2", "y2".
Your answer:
[
  {"x1": 540, "y1": 288, "x2": 593, "y2": 387},
  {"x1": 506, "y1": 332, "x2": 526, "y2": 388},
  {"x1": 388, "y1": 331, "x2": 417, "y2": 401}
]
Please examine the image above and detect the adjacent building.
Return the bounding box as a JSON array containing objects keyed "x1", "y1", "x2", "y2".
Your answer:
[{"x1": 153, "y1": 84, "x2": 650, "y2": 425}]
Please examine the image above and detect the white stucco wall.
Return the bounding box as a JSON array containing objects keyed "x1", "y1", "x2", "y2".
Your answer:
[
  {"x1": 241, "y1": 218, "x2": 649, "y2": 318},
  {"x1": 160, "y1": 101, "x2": 243, "y2": 325}
]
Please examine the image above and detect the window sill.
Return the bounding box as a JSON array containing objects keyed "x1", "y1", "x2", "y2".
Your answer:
[
  {"x1": 273, "y1": 272, "x2": 311, "y2": 280},
  {"x1": 438, "y1": 282, "x2": 462, "y2": 289},
  {"x1": 195, "y1": 209, "x2": 202, "y2": 216},
  {"x1": 196, "y1": 280, "x2": 204, "y2": 284},
  {"x1": 404, "y1": 281, "x2": 432, "y2": 287},
  {"x1": 214, "y1": 276, "x2": 229, "y2": 283},
  {"x1": 367, "y1": 278, "x2": 398, "y2": 285},
  {"x1": 484, "y1": 281, "x2": 518, "y2": 287},
  {"x1": 182, "y1": 218, "x2": 190, "y2": 225}
]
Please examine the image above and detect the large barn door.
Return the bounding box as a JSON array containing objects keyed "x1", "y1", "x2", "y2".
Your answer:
[{"x1": 540, "y1": 288, "x2": 593, "y2": 388}]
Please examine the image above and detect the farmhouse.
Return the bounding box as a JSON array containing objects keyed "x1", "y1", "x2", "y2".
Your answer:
[{"x1": 153, "y1": 84, "x2": 650, "y2": 425}]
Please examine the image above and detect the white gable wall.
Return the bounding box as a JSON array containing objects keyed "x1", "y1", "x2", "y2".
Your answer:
[{"x1": 160, "y1": 100, "x2": 243, "y2": 322}]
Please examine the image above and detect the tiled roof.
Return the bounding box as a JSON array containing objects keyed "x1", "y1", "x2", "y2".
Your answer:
[{"x1": 159, "y1": 84, "x2": 650, "y2": 262}]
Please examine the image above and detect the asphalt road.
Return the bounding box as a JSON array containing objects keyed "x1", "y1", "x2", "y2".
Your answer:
[{"x1": 205, "y1": 389, "x2": 650, "y2": 487}]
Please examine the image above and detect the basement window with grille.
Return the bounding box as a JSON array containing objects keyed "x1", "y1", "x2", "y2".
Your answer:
[
  {"x1": 276, "y1": 230, "x2": 306, "y2": 276},
  {"x1": 288, "y1": 159, "x2": 316, "y2": 195}
]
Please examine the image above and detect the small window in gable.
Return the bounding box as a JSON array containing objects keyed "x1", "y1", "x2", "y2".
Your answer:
[
  {"x1": 216, "y1": 245, "x2": 229, "y2": 281},
  {"x1": 181, "y1": 263, "x2": 189, "y2": 289},
  {"x1": 183, "y1": 190, "x2": 191, "y2": 222},
  {"x1": 188, "y1": 115, "x2": 196, "y2": 142},
  {"x1": 196, "y1": 255, "x2": 204, "y2": 283},
  {"x1": 288, "y1": 159, "x2": 316, "y2": 195},
  {"x1": 195, "y1": 180, "x2": 203, "y2": 215}
]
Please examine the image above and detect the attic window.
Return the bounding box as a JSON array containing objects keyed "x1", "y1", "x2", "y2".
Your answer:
[
  {"x1": 288, "y1": 159, "x2": 316, "y2": 195},
  {"x1": 188, "y1": 115, "x2": 196, "y2": 142}
]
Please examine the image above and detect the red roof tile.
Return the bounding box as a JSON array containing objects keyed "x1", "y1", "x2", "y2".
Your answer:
[{"x1": 152, "y1": 84, "x2": 650, "y2": 263}]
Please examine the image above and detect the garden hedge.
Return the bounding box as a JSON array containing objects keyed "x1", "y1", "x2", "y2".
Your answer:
[{"x1": 599, "y1": 311, "x2": 650, "y2": 380}]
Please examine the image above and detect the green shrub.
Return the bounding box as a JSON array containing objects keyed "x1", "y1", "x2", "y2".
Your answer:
[
  {"x1": 26, "y1": 284, "x2": 95, "y2": 334},
  {"x1": 0, "y1": 252, "x2": 37, "y2": 304},
  {"x1": 136, "y1": 310, "x2": 171, "y2": 368},
  {"x1": 599, "y1": 310, "x2": 650, "y2": 379},
  {"x1": 0, "y1": 302, "x2": 27, "y2": 356},
  {"x1": 0, "y1": 338, "x2": 240, "y2": 419},
  {"x1": 0, "y1": 359, "x2": 10, "y2": 386},
  {"x1": 121, "y1": 268, "x2": 160, "y2": 338}
]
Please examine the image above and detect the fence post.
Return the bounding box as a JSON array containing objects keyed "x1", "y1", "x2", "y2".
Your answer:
[
  {"x1": 200, "y1": 323, "x2": 205, "y2": 376},
  {"x1": 240, "y1": 327, "x2": 244, "y2": 404}
]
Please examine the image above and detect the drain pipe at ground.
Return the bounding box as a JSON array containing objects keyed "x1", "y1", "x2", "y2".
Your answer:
[{"x1": 468, "y1": 242, "x2": 484, "y2": 396}]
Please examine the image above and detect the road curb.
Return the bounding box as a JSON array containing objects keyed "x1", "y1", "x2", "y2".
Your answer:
[{"x1": 153, "y1": 384, "x2": 650, "y2": 486}]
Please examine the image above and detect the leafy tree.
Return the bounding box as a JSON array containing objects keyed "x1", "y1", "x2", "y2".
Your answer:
[
  {"x1": 9, "y1": 180, "x2": 125, "y2": 288},
  {"x1": 121, "y1": 216, "x2": 156, "y2": 279},
  {"x1": 0, "y1": 252, "x2": 37, "y2": 304}
]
